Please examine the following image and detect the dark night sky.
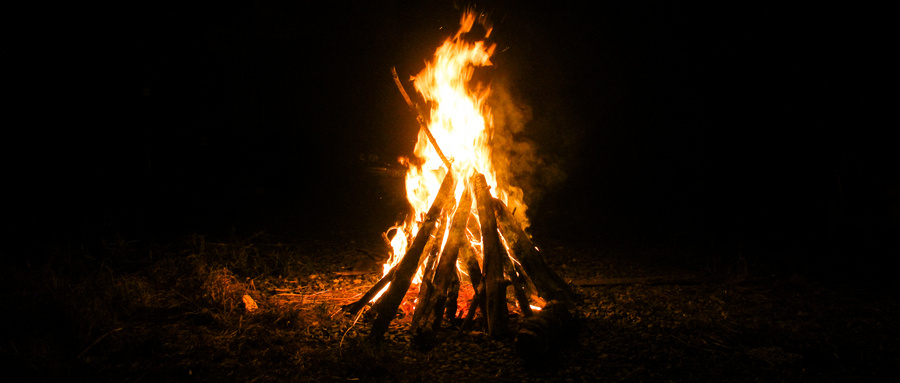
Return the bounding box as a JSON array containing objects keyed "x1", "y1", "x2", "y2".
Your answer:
[{"x1": 5, "y1": 1, "x2": 895, "y2": 260}]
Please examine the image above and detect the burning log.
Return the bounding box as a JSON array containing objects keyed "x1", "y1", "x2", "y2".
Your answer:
[
  {"x1": 458, "y1": 241, "x2": 486, "y2": 332},
  {"x1": 460, "y1": 277, "x2": 485, "y2": 333},
  {"x1": 344, "y1": 11, "x2": 580, "y2": 347},
  {"x1": 342, "y1": 267, "x2": 396, "y2": 317},
  {"x1": 496, "y1": 200, "x2": 575, "y2": 305},
  {"x1": 391, "y1": 66, "x2": 452, "y2": 170},
  {"x1": 410, "y1": 186, "x2": 473, "y2": 347},
  {"x1": 500, "y1": 238, "x2": 535, "y2": 318},
  {"x1": 366, "y1": 171, "x2": 456, "y2": 343},
  {"x1": 472, "y1": 173, "x2": 510, "y2": 338},
  {"x1": 515, "y1": 300, "x2": 577, "y2": 364}
]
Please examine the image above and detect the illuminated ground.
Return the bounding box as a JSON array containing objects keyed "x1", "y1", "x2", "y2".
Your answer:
[{"x1": 3, "y1": 172, "x2": 898, "y2": 382}]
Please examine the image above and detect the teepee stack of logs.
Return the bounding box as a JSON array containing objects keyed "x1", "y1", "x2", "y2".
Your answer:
[{"x1": 342, "y1": 169, "x2": 574, "y2": 345}]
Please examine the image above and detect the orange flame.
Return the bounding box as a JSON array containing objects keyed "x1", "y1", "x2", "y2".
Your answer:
[{"x1": 379, "y1": 11, "x2": 527, "y2": 302}]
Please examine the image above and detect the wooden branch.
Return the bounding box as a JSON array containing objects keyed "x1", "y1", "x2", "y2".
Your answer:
[
  {"x1": 515, "y1": 300, "x2": 577, "y2": 364},
  {"x1": 500, "y1": 241, "x2": 534, "y2": 317},
  {"x1": 341, "y1": 267, "x2": 396, "y2": 317},
  {"x1": 409, "y1": 207, "x2": 452, "y2": 336},
  {"x1": 391, "y1": 67, "x2": 452, "y2": 170},
  {"x1": 367, "y1": 171, "x2": 456, "y2": 343},
  {"x1": 472, "y1": 173, "x2": 510, "y2": 338},
  {"x1": 460, "y1": 277, "x2": 485, "y2": 333},
  {"x1": 410, "y1": 186, "x2": 473, "y2": 347},
  {"x1": 458, "y1": 241, "x2": 485, "y2": 330},
  {"x1": 495, "y1": 200, "x2": 575, "y2": 305}
]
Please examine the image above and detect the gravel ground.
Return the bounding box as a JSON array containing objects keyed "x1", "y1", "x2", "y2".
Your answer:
[{"x1": 3, "y1": 173, "x2": 898, "y2": 382}]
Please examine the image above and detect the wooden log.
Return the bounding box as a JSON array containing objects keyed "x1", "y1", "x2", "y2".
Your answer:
[
  {"x1": 515, "y1": 300, "x2": 577, "y2": 364},
  {"x1": 458, "y1": 241, "x2": 485, "y2": 328},
  {"x1": 472, "y1": 173, "x2": 510, "y2": 338},
  {"x1": 411, "y1": 205, "x2": 452, "y2": 315},
  {"x1": 501, "y1": 243, "x2": 534, "y2": 317},
  {"x1": 341, "y1": 266, "x2": 396, "y2": 317},
  {"x1": 410, "y1": 186, "x2": 473, "y2": 347},
  {"x1": 459, "y1": 277, "x2": 485, "y2": 333},
  {"x1": 444, "y1": 272, "x2": 460, "y2": 322},
  {"x1": 367, "y1": 171, "x2": 456, "y2": 343},
  {"x1": 460, "y1": 234, "x2": 482, "y2": 288},
  {"x1": 495, "y1": 200, "x2": 575, "y2": 305}
]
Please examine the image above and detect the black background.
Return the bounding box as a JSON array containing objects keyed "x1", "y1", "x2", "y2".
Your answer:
[{"x1": 6, "y1": 1, "x2": 895, "y2": 270}]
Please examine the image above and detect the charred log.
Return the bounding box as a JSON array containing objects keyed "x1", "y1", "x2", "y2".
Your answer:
[
  {"x1": 341, "y1": 267, "x2": 395, "y2": 317},
  {"x1": 472, "y1": 173, "x2": 510, "y2": 338},
  {"x1": 411, "y1": 186, "x2": 473, "y2": 348},
  {"x1": 366, "y1": 171, "x2": 456, "y2": 343},
  {"x1": 496, "y1": 200, "x2": 575, "y2": 305},
  {"x1": 460, "y1": 278, "x2": 485, "y2": 333},
  {"x1": 515, "y1": 300, "x2": 577, "y2": 364}
]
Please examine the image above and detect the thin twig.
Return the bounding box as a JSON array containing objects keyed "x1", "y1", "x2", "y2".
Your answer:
[{"x1": 391, "y1": 67, "x2": 452, "y2": 170}]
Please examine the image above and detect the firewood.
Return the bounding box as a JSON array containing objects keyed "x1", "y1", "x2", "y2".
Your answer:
[
  {"x1": 501, "y1": 245, "x2": 534, "y2": 317},
  {"x1": 515, "y1": 300, "x2": 577, "y2": 364},
  {"x1": 391, "y1": 67, "x2": 451, "y2": 170},
  {"x1": 367, "y1": 171, "x2": 456, "y2": 343},
  {"x1": 458, "y1": 241, "x2": 486, "y2": 328},
  {"x1": 460, "y1": 237, "x2": 482, "y2": 288},
  {"x1": 460, "y1": 278, "x2": 485, "y2": 333},
  {"x1": 341, "y1": 267, "x2": 396, "y2": 317},
  {"x1": 472, "y1": 173, "x2": 510, "y2": 338},
  {"x1": 411, "y1": 186, "x2": 473, "y2": 347},
  {"x1": 495, "y1": 200, "x2": 575, "y2": 305},
  {"x1": 412, "y1": 207, "x2": 451, "y2": 315},
  {"x1": 444, "y1": 273, "x2": 460, "y2": 322}
]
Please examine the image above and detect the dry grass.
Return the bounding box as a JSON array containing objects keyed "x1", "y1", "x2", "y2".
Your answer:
[{"x1": 2, "y1": 231, "x2": 899, "y2": 382}]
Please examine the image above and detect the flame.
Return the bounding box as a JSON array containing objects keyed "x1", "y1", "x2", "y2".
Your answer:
[{"x1": 379, "y1": 11, "x2": 527, "y2": 303}]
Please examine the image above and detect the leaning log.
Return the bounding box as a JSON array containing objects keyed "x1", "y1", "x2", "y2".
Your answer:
[
  {"x1": 515, "y1": 300, "x2": 577, "y2": 364},
  {"x1": 342, "y1": 267, "x2": 396, "y2": 317},
  {"x1": 460, "y1": 277, "x2": 485, "y2": 333},
  {"x1": 411, "y1": 186, "x2": 473, "y2": 347},
  {"x1": 472, "y1": 173, "x2": 510, "y2": 338},
  {"x1": 458, "y1": 241, "x2": 485, "y2": 330},
  {"x1": 495, "y1": 200, "x2": 575, "y2": 305},
  {"x1": 367, "y1": 171, "x2": 456, "y2": 343},
  {"x1": 500, "y1": 242, "x2": 534, "y2": 317}
]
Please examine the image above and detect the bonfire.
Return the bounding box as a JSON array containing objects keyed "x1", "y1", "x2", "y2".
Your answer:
[{"x1": 342, "y1": 11, "x2": 573, "y2": 349}]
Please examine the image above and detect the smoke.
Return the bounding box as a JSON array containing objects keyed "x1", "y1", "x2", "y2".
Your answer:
[{"x1": 488, "y1": 79, "x2": 567, "y2": 231}]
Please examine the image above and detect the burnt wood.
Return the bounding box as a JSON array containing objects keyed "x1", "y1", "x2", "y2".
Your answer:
[
  {"x1": 366, "y1": 171, "x2": 456, "y2": 343},
  {"x1": 515, "y1": 300, "x2": 577, "y2": 364},
  {"x1": 411, "y1": 186, "x2": 473, "y2": 347},
  {"x1": 472, "y1": 173, "x2": 510, "y2": 338},
  {"x1": 495, "y1": 200, "x2": 575, "y2": 305}
]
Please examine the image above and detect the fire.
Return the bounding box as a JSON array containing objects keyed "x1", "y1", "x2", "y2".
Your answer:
[{"x1": 379, "y1": 11, "x2": 527, "y2": 299}]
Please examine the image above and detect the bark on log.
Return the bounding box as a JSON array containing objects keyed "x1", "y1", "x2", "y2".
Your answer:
[
  {"x1": 501, "y1": 245, "x2": 534, "y2": 317},
  {"x1": 458, "y1": 241, "x2": 485, "y2": 330},
  {"x1": 495, "y1": 200, "x2": 575, "y2": 305},
  {"x1": 411, "y1": 206, "x2": 451, "y2": 317},
  {"x1": 444, "y1": 272, "x2": 460, "y2": 322},
  {"x1": 367, "y1": 172, "x2": 456, "y2": 343},
  {"x1": 515, "y1": 300, "x2": 577, "y2": 364},
  {"x1": 411, "y1": 187, "x2": 473, "y2": 346},
  {"x1": 341, "y1": 267, "x2": 396, "y2": 317},
  {"x1": 472, "y1": 173, "x2": 510, "y2": 338},
  {"x1": 460, "y1": 278, "x2": 485, "y2": 333},
  {"x1": 460, "y1": 238, "x2": 482, "y2": 288}
]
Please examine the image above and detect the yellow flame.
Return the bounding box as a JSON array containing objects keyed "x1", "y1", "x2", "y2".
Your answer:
[{"x1": 383, "y1": 11, "x2": 526, "y2": 289}]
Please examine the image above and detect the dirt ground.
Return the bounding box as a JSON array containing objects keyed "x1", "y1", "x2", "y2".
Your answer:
[{"x1": 3, "y1": 173, "x2": 898, "y2": 382}]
